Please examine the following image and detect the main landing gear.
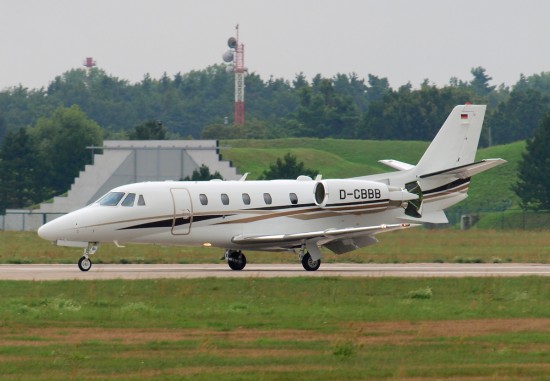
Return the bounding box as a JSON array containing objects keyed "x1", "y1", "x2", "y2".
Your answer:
[
  {"x1": 224, "y1": 249, "x2": 247, "y2": 271},
  {"x1": 296, "y1": 242, "x2": 322, "y2": 271},
  {"x1": 300, "y1": 252, "x2": 321, "y2": 271},
  {"x1": 222, "y1": 247, "x2": 322, "y2": 271},
  {"x1": 78, "y1": 242, "x2": 99, "y2": 272}
]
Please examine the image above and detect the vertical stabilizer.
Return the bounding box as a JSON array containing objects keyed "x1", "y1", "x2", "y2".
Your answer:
[{"x1": 415, "y1": 105, "x2": 486, "y2": 176}]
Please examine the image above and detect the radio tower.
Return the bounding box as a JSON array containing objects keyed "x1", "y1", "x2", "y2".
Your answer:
[{"x1": 222, "y1": 25, "x2": 246, "y2": 125}]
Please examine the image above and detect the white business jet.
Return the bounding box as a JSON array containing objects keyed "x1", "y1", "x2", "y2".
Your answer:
[{"x1": 38, "y1": 105, "x2": 505, "y2": 272}]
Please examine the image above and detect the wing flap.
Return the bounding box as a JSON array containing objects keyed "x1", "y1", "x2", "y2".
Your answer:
[
  {"x1": 231, "y1": 223, "x2": 418, "y2": 246},
  {"x1": 324, "y1": 235, "x2": 379, "y2": 255}
]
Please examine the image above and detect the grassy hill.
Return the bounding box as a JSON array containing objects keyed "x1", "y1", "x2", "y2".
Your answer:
[
  {"x1": 221, "y1": 138, "x2": 429, "y2": 178},
  {"x1": 220, "y1": 138, "x2": 525, "y2": 220}
]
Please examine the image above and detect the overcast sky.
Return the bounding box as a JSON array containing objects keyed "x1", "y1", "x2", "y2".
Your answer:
[{"x1": 2, "y1": 0, "x2": 549, "y2": 90}]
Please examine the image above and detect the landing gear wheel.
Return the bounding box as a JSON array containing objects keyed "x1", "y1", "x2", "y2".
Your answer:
[
  {"x1": 78, "y1": 256, "x2": 92, "y2": 272},
  {"x1": 227, "y1": 251, "x2": 246, "y2": 271},
  {"x1": 301, "y1": 253, "x2": 321, "y2": 271}
]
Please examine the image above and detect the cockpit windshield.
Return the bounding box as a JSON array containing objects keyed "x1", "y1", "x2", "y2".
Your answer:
[
  {"x1": 121, "y1": 193, "x2": 136, "y2": 207},
  {"x1": 97, "y1": 192, "x2": 125, "y2": 206},
  {"x1": 96, "y1": 191, "x2": 146, "y2": 207}
]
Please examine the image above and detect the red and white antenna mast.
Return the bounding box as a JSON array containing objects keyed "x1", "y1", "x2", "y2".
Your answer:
[
  {"x1": 222, "y1": 25, "x2": 246, "y2": 125},
  {"x1": 83, "y1": 57, "x2": 96, "y2": 70}
]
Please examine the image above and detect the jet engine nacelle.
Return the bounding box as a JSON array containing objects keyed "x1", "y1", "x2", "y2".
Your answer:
[
  {"x1": 313, "y1": 179, "x2": 419, "y2": 210},
  {"x1": 313, "y1": 179, "x2": 389, "y2": 209}
]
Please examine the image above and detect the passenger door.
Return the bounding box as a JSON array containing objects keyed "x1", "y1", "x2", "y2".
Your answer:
[{"x1": 170, "y1": 189, "x2": 193, "y2": 235}]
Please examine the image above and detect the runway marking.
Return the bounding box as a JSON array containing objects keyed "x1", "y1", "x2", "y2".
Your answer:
[{"x1": 0, "y1": 263, "x2": 549, "y2": 280}]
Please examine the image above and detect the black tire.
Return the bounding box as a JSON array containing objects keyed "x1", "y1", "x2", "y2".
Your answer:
[
  {"x1": 227, "y1": 251, "x2": 246, "y2": 271},
  {"x1": 301, "y1": 253, "x2": 321, "y2": 271},
  {"x1": 78, "y1": 256, "x2": 92, "y2": 272}
]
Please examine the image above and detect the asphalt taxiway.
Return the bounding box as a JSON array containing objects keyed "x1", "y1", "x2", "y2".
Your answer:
[{"x1": 0, "y1": 263, "x2": 549, "y2": 281}]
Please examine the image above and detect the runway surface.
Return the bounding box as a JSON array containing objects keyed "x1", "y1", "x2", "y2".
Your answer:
[{"x1": 0, "y1": 263, "x2": 549, "y2": 280}]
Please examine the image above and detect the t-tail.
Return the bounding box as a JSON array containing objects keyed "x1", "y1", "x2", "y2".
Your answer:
[{"x1": 365, "y1": 104, "x2": 506, "y2": 224}]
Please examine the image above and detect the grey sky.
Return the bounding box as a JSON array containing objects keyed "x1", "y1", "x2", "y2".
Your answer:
[{"x1": 2, "y1": 0, "x2": 549, "y2": 90}]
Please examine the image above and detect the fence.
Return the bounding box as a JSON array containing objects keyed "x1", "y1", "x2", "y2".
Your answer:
[
  {"x1": 0, "y1": 210, "x2": 65, "y2": 231},
  {"x1": 450, "y1": 208, "x2": 550, "y2": 230}
]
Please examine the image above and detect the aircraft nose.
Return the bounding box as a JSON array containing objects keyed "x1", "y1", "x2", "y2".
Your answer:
[
  {"x1": 37, "y1": 220, "x2": 57, "y2": 241},
  {"x1": 37, "y1": 214, "x2": 77, "y2": 242}
]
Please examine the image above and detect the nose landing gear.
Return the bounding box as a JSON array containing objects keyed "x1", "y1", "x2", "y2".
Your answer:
[
  {"x1": 78, "y1": 242, "x2": 99, "y2": 272},
  {"x1": 78, "y1": 256, "x2": 92, "y2": 271}
]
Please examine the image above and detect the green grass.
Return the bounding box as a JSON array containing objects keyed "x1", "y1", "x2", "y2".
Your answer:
[
  {"x1": 221, "y1": 138, "x2": 429, "y2": 179},
  {"x1": 0, "y1": 277, "x2": 548, "y2": 380},
  {"x1": 2, "y1": 229, "x2": 549, "y2": 265}
]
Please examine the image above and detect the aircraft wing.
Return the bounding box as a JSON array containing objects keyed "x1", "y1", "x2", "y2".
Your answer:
[{"x1": 231, "y1": 223, "x2": 417, "y2": 246}]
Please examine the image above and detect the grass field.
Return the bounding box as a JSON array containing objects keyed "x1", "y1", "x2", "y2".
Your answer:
[
  {"x1": 0, "y1": 277, "x2": 548, "y2": 380},
  {"x1": 2, "y1": 212, "x2": 549, "y2": 379},
  {"x1": 2, "y1": 229, "x2": 549, "y2": 266}
]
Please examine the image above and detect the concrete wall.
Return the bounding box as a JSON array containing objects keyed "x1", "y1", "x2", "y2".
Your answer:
[{"x1": 2, "y1": 140, "x2": 239, "y2": 231}]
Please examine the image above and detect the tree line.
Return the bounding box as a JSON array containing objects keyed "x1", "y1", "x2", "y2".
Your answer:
[{"x1": 1, "y1": 66, "x2": 550, "y2": 146}]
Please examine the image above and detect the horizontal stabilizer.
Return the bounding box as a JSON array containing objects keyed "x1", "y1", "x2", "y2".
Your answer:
[
  {"x1": 420, "y1": 158, "x2": 506, "y2": 180},
  {"x1": 379, "y1": 159, "x2": 414, "y2": 171}
]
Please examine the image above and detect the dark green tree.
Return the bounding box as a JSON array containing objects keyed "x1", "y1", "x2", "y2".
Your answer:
[
  {"x1": 487, "y1": 88, "x2": 550, "y2": 144},
  {"x1": 513, "y1": 113, "x2": 550, "y2": 210},
  {"x1": 0, "y1": 114, "x2": 6, "y2": 144},
  {"x1": 30, "y1": 105, "x2": 103, "y2": 195},
  {"x1": 293, "y1": 78, "x2": 360, "y2": 138},
  {"x1": 469, "y1": 66, "x2": 496, "y2": 97},
  {"x1": 129, "y1": 120, "x2": 167, "y2": 140},
  {"x1": 183, "y1": 164, "x2": 223, "y2": 181},
  {"x1": 359, "y1": 82, "x2": 478, "y2": 140},
  {"x1": 333, "y1": 73, "x2": 369, "y2": 112},
  {"x1": 0, "y1": 128, "x2": 47, "y2": 211},
  {"x1": 365, "y1": 74, "x2": 391, "y2": 104},
  {"x1": 260, "y1": 152, "x2": 318, "y2": 180}
]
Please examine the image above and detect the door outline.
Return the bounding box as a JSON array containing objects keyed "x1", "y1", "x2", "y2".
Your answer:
[{"x1": 170, "y1": 188, "x2": 193, "y2": 235}]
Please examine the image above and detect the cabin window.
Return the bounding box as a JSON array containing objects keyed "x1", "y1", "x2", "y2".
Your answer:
[
  {"x1": 121, "y1": 193, "x2": 136, "y2": 207},
  {"x1": 137, "y1": 194, "x2": 146, "y2": 206},
  {"x1": 221, "y1": 193, "x2": 230, "y2": 205},
  {"x1": 263, "y1": 193, "x2": 272, "y2": 205},
  {"x1": 99, "y1": 192, "x2": 125, "y2": 206},
  {"x1": 289, "y1": 193, "x2": 298, "y2": 205},
  {"x1": 242, "y1": 193, "x2": 251, "y2": 205},
  {"x1": 199, "y1": 194, "x2": 208, "y2": 205}
]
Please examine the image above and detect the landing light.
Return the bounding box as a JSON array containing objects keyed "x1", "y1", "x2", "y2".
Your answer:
[{"x1": 202, "y1": 243, "x2": 212, "y2": 247}]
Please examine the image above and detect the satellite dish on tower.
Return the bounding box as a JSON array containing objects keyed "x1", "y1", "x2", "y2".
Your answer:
[
  {"x1": 222, "y1": 50, "x2": 234, "y2": 62},
  {"x1": 227, "y1": 37, "x2": 237, "y2": 49}
]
